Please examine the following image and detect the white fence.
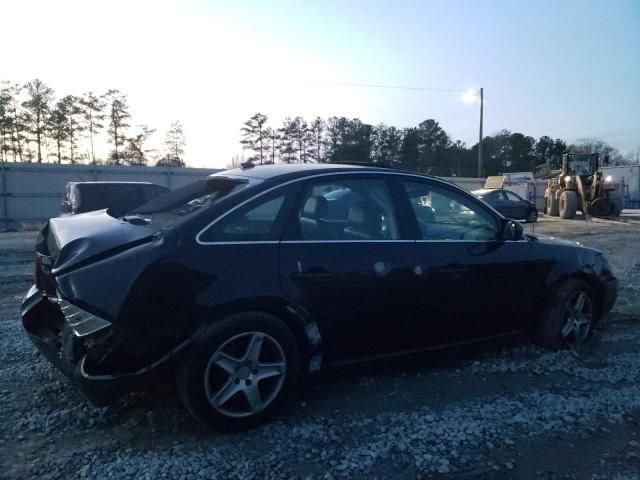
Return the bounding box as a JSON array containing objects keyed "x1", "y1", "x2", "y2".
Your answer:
[{"x1": 0, "y1": 162, "x2": 220, "y2": 221}]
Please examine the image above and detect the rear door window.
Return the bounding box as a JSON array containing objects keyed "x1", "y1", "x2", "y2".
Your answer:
[
  {"x1": 286, "y1": 177, "x2": 399, "y2": 241},
  {"x1": 505, "y1": 191, "x2": 522, "y2": 202}
]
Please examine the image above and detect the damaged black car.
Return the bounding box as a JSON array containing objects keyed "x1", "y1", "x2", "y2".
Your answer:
[{"x1": 22, "y1": 163, "x2": 618, "y2": 431}]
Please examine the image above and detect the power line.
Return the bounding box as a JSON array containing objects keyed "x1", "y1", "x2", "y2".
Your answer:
[{"x1": 297, "y1": 79, "x2": 470, "y2": 93}]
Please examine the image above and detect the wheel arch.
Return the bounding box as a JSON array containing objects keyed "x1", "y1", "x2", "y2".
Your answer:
[
  {"x1": 200, "y1": 297, "x2": 323, "y2": 374},
  {"x1": 542, "y1": 272, "x2": 605, "y2": 323}
]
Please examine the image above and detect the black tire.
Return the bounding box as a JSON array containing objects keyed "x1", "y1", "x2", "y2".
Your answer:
[
  {"x1": 590, "y1": 197, "x2": 611, "y2": 217},
  {"x1": 559, "y1": 191, "x2": 578, "y2": 219},
  {"x1": 176, "y1": 312, "x2": 300, "y2": 431},
  {"x1": 547, "y1": 195, "x2": 559, "y2": 216},
  {"x1": 609, "y1": 193, "x2": 623, "y2": 217},
  {"x1": 534, "y1": 278, "x2": 595, "y2": 350},
  {"x1": 526, "y1": 209, "x2": 538, "y2": 223}
]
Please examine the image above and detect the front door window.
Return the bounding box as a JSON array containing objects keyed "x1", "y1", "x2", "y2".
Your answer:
[{"x1": 402, "y1": 181, "x2": 499, "y2": 241}]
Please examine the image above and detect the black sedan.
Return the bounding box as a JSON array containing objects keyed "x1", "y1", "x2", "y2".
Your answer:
[
  {"x1": 473, "y1": 188, "x2": 538, "y2": 223},
  {"x1": 22, "y1": 164, "x2": 617, "y2": 431}
]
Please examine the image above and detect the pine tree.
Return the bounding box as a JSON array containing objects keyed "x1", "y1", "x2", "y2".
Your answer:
[
  {"x1": 79, "y1": 92, "x2": 105, "y2": 164},
  {"x1": 104, "y1": 89, "x2": 130, "y2": 165},
  {"x1": 158, "y1": 121, "x2": 185, "y2": 167},
  {"x1": 0, "y1": 84, "x2": 12, "y2": 161},
  {"x1": 124, "y1": 125, "x2": 155, "y2": 166},
  {"x1": 22, "y1": 79, "x2": 54, "y2": 163},
  {"x1": 277, "y1": 118, "x2": 296, "y2": 163},
  {"x1": 307, "y1": 117, "x2": 325, "y2": 163},
  {"x1": 47, "y1": 99, "x2": 70, "y2": 164},
  {"x1": 240, "y1": 113, "x2": 269, "y2": 164},
  {"x1": 264, "y1": 127, "x2": 278, "y2": 163},
  {"x1": 290, "y1": 117, "x2": 308, "y2": 163}
]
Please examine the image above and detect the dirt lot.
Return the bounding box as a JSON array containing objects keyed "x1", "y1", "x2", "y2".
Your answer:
[{"x1": 1, "y1": 214, "x2": 640, "y2": 479}]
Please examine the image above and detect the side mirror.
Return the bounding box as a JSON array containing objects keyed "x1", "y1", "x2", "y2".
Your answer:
[{"x1": 502, "y1": 219, "x2": 524, "y2": 241}]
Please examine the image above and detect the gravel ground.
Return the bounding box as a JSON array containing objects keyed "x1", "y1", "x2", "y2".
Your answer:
[{"x1": 1, "y1": 213, "x2": 640, "y2": 479}]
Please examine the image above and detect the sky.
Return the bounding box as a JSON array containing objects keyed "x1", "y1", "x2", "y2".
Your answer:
[{"x1": 2, "y1": 0, "x2": 639, "y2": 168}]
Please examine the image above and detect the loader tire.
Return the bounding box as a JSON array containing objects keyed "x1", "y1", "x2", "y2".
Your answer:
[
  {"x1": 590, "y1": 198, "x2": 611, "y2": 217},
  {"x1": 559, "y1": 191, "x2": 578, "y2": 219},
  {"x1": 609, "y1": 194, "x2": 623, "y2": 217},
  {"x1": 547, "y1": 195, "x2": 559, "y2": 217}
]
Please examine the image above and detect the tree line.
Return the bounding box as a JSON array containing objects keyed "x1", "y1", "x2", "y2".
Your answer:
[
  {"x1": 238, "y1": 113, "x2": 634, "y2": 176},
  {"x1": 0, "y1": 79, "x2": 186, "y2": 167}
]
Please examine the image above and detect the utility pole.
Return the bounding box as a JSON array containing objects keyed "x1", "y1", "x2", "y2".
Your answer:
[{"x1": 477, "y1": 87, "x2": 484, "y2": 178}]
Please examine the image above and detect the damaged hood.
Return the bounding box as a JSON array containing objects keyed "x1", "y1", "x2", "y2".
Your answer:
[{"x1": 44, "y1": 210, "x2": 155, "y2": 274}]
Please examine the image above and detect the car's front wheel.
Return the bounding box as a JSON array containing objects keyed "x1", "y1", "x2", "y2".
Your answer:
[
  {"x1": 535, "y1": 278, "x2": 595, "y2": 350},
  {"x1": 526, "y1": 209, "x2": 538, "y2": 223},
  {"x1": 176, "y1": 312, "x2": 300, "y2": 431}
]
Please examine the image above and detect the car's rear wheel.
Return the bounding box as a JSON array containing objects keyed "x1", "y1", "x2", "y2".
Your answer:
[
  {"x1": 176, "y1": 312, "x2": 300, "y2": 431},
  {"x1": 535, "y1": 278, "x2": 595, "y2": 350}
]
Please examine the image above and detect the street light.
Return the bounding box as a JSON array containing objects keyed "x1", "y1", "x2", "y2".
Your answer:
[
  {"x1": 461, "y1": 88, "x2": 484, "y2": 178},
  {"x1": 478, "y1": 87, "x2": 484, "y2": 178}
]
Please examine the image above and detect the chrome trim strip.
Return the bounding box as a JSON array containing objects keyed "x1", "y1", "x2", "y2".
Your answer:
[
  {"x1": 195, "y1": 170, "x2": 464, "y2": 245},
  {"x1": 191, "y1": 238, "x2": 527, "y2": 245}
]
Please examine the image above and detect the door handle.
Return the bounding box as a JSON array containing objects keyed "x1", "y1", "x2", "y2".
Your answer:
[{"x1": 291, "y1": 270, "x2": 334, "y2": 281}]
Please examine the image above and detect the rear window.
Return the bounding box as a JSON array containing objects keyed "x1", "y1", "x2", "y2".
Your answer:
[{"x1": 127, "y1": 176, "x2": 249, "y2": 230}]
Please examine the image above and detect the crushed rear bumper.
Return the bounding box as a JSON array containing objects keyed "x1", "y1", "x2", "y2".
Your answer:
[{"x1": 21, "y1": 285, "x2": 142, "y2": 406}]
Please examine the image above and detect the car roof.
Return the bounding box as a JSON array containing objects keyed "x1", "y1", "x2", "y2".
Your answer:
[
  {"x1": 473, "y1": 188, "x2": 520, "y2": 196},
  {"x1": 209, "y1": 163, "x2": 454, "y2": 186},
  {"x1": 210, "y1": 163, "x2": 376, "y2": 181},
  {"x1": 68, "y1": 181, "x2": 162, "y2": 186},
  {"x1": 472, "y1": 189, "x2": 495, "y2": 196}
]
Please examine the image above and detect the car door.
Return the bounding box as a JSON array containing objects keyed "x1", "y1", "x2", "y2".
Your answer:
[
  {"x1": 279, "y1": 174, "x2": 421, "y2": 363},
  {"x1": 505, "y1": 191, "x2": 528, "y2": 219},
  {"x1": 491, "y1": 191, "x2": 514, "y2": 218},
  {"x1": 398, "y1": 178, "x2": 547, "y2": 346}
]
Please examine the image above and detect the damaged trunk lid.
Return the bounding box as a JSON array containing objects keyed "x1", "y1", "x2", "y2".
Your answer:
[{"x1": 37, "y1": 210, "x2": 155, "y2": 275}]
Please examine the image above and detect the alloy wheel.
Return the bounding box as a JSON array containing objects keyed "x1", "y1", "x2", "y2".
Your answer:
[
  {"x1": 204, "y1": 332, "x2": 286, "y2": 418},
  {"x1": 561, "y1": 291, "x2": 593, "y2": 347}
]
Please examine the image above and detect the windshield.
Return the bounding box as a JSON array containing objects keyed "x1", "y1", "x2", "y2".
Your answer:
[
  {"x1": 567, "y1": 155, "x2": 592, "y2": 176},
  {"x1": 123, "y1": 176, "x2": 249, "y2": 230}
]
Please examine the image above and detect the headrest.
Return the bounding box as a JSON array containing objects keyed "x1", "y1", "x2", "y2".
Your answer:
[
  {"x1": 347, "y1": 201, "x2": 380, "y2": 229},
  {"x1": 302, "y1": 195, "x2": 328, "y2": 219}
]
